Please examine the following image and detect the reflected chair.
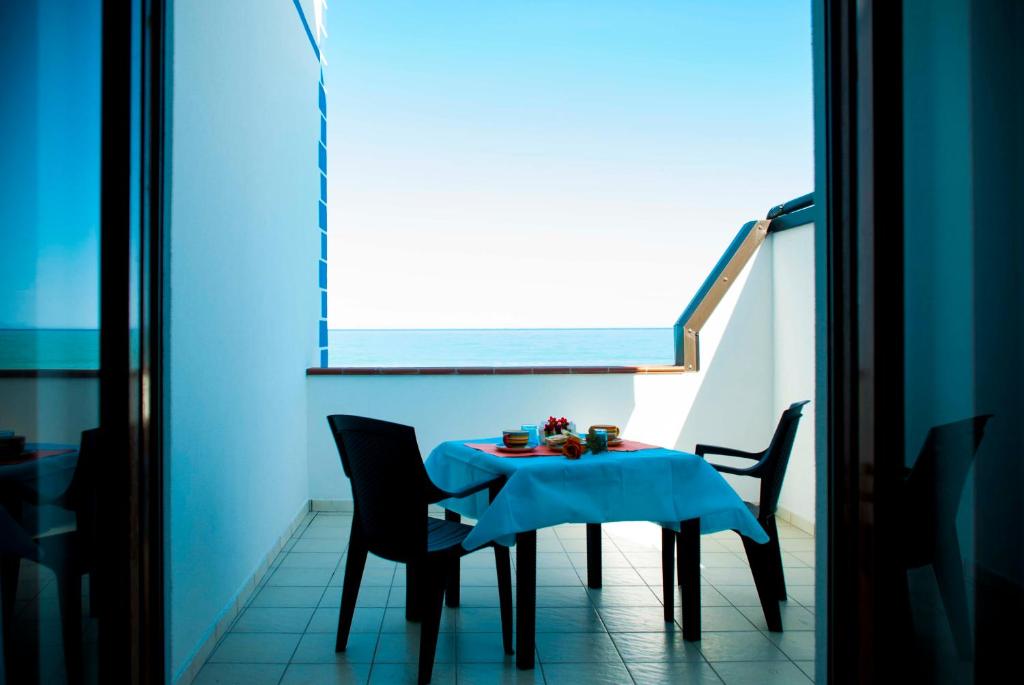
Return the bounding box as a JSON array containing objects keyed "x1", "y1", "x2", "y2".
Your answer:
[
  {"x1": 664, "y1": 400, "x2": 809, "y2": 632},
  {"x1": 0, "y1": 428, "x2": 99, "y2": 685},
  {"x1": 327, "y1": 415, "x2": 513, "y2": 685},
  {"x1": 898, "y1": 415, "x2": 991, "y2": 659}
]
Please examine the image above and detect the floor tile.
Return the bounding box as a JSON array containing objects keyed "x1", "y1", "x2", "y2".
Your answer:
[
  {"x1": 251, "y1": 586, "x2": 326, "y2": 608},
  {"x1": 737, "y1": 604, "x2": 815, "y2": 632},
  {"x1": 796, "y1": 660, "x2": 815, "y2": 681},
  {"x1": 786, "y1": 586, "x2": 816, "y2": 608},
  {"x1": 765, "y1": 630, "x2": 815, "y2": 661},
  {"x1": 301, "y1": 527, "x2": 349, "y2": 540},
  {"x1": 367, "y1": 662, "x2": 455, "y2": 684},
  {"x1": 533, "y1": 568, "x2": 583, "y2": 586},
  {"x1": 232, "y1": 607, "x2": 314, "y2": 633},
  {"x1": 700, "y1": 567, "x2": 755, "y2": 586},
  {"x1": 587, "y1": 585, "x2": 661, "y2": 607},
  {"x1": 457, "y1": 662, "x2": 544, "y2": 684},
  {"x1": 597, "y1": 567, "x2": 646, "y2": 586},
  {"x1": 536, "y1": 585, "x2": 592, "y2": 607},
  {"x1": 280, "y1": 553, "x2": 343, "y2": 569},
  {"x1": 568, "y1": 552, "x2": 631, "y2": 568},
  {"x1": 599, "y1": 606, "x2": 678, "y2": 633},
  {"x1": 780, "y1": 567, "x2": 815, "y2": 586},
  {"x1": 455, "y1": 607, "x2": 504, "y2": 633},
  {"x1": 319, "y1": 585, "x2": 389, "y2": 609},
  {"x1": 667, "y1": 585, "x2": 733, "y2": 608},
  {"x1": 535, "y1": 552, "x2": 574, "y2": 568},
  {"x1": 610, "y1": 632, "x2": 704, "y2": 662},
  {"x1": 541, "y1": 661, "x2": 631, "y2": 684},
  {"x1": 279, "y1": 662, "x2": 371, "y2": 685},
  {"x1": 192, "y1": 663, "x2": 287, "y2": 685},
  {"x1": 373, "y1": 632, "x2": 455, "y2": 663},
  {"x1": 207, "y1": 633, "x2": 301, "y2": 663},
  {"x1": 446, "y1": 586, "x2": 500, "y2": 607},
  {"x1": 712, "y1": 586, "x2": 763, "y2": 608},
  {"x1": 459, "y1": 568, "x2": 509, "y2": 586},
  {"x1": 291, "y1": 632, "x2": 377, "y2": 664},
  {"x1": 710, "y1": 660, "x2": 813, "y2": 684},
  {"x1": 330, "y1": 567, "x2": 394, "y2": 587},
  {"x1": 699, "y1": 606, "x2": 759, "y2": 632},
  {"x1": 534, "y1": 631, "x2": 621, "y2": 662},
  {"x1": 268, "y1": 567, "x2": 334, "y2": 587},
  {"x1": 307, "y1": 607, "x2": 384, "y2": 634},
  {"x1": 453, "y1": 631, "x2": 515, "y2": 664},
  {"x1": 291, "y1": 538, "x2": 349, "y2": 554},
  {"x1": 380, "y1": 607, "x2": 455, "y2": 633},
  {"x1": 696, "y1": 632, "x2": 787, "y2": 663},
  {"x1": 535, "y1": 607, "x2": 605, "y2": 632},
  {"x1": 626, "y1": 661, "x2": 724, "y2": 684}
]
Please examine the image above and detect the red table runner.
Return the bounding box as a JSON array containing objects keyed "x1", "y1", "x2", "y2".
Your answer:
[
  {"x1": 0, "y1": 449, "x2": 75, "y2": 466},
  {"x1": 465, "y1": 439, "x2": 659, "y2": 458}
]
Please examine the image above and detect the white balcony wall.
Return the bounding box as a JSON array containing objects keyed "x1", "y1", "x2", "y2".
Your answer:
[
  {"x1": 167, "y1": 0, "x2": 321, "y2": 680},
  {"x1": 771, "y1": 223, "x2": 816, "y2": 527},
  {"x1": 0, "y1": 377, "x2": 97, "y2": 444}
]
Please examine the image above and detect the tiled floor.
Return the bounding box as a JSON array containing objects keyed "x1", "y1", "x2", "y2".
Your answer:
[{"x1": 195, "y1": 513, "x2": 817, "y2": 685}]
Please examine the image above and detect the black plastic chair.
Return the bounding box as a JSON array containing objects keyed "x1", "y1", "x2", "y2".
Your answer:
[
  {"x1": 665, "y1": 400, "x2": 809, "y2": 632},
  {"x1": 898, "y1": 414, "x2": 991, "y2": 659},
  {"x1": 0, "y1": 428, "x2": 99, "y2": 685},
  {"x1": 327, "y1": 415, "x2": 513, "y2": 685}
]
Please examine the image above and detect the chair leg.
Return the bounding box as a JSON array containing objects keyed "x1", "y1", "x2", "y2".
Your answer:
[
  {"x1": 1, "y1": 555, "x2": 21, "y2": 680},
  {"x1": 765, "y1": 517, "x2": 787, "y2": 600},
  {"x1": 406, "y1": 563, "x2": 422, "y2": 622},
  {"x1": 336, "y1": 526, "x2": 368, "y2": 652},
  {"x1": 55, "y1": 569, "x2": 83, "y2": 685},
  {"x1": 661, "y1": 527, "x2": 675, "y2": 622},
  {"x1": 679, "y1": 519, "x2": 701, "y2": 641},
  {"x1": 933, "y1": 527, "x2": 972, "y2": 659},
  {"x1": 417, "y1": 560, "x2": 448, "y2": 685},
  {"x1": 494, "y1": 545, "x2": 514, "y2": 655},
  {"x1": 444, "y1": 510, "x2": 461, "y2": 607},
  {"x1": 741, "y1": 534, "x2": 782, "y2": 632}
]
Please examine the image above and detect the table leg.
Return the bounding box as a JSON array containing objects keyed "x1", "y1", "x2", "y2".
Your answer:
[
  {"x1": 444, "y1": 510, "x2": 461, "y2": 608},
  {"x1": 661, "y1": 527, "x2": 675, "y2": 622},
  {"x1": 679, "y1": 518, "x2": 701, "y2": 641},
  {"x1": 516, "y1": 530, "x2": 537, "y2": 670},
  {"x1": 586, "y1": 523, "x2": 602, "y2": 589}
]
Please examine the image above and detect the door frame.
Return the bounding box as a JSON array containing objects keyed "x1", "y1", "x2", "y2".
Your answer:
[
  {"x1": 99, "y1": 0, "x2": 167, "y2": 681},
  {"x1": 816, "y1": 0, "x2": 906, "y2": 682}
]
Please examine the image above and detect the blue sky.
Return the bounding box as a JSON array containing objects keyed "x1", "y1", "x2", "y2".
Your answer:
[
  {"x1": 0, "y1": 0, "x2": 101, "y2": 330},
  {"x1": 326, "y1": 0, "x2": 812, "y2": 329}
]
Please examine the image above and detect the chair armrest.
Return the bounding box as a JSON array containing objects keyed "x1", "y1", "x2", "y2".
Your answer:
[
  {"x1": 711, "y1": 463, "x2": 762, "y2": 477},
  {"x1": 695, "y1": 444, "x2": 763, "y2": 460},
  {"x1": 425, "y1": 476, "x2": 506, "y2": 504}
]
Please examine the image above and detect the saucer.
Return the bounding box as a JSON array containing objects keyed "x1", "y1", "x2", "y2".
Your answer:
[{"x1": 496, "y1": 445, "x2": 537, "y2": 454}]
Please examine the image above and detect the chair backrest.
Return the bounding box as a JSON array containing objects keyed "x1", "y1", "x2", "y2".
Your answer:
[
  {"x1": 903, "y1": 415, "x2": 991, "y2": 551},
  {"x1": 757, "y1": 400, "x2": 810, "y2": 518},
  {"x1": 65, "y1": 428, "x2": 100, "y2": 566},
  {"x1": 326, "y1": 415, "x2": 430, "y2": 562}
]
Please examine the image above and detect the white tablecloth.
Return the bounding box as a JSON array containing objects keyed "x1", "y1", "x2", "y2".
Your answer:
[{"x1": 425, "y1": 438, "x2": 768, "y2": 550}]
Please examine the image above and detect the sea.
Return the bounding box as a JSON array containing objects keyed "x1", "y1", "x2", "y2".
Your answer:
[{"x1": 0, "y1": 328, "x2": 674, "y2": 369}]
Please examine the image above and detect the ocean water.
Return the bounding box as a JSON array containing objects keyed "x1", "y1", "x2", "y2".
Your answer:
[
  {"x1": 328, "y1": 328, "x2": 674, "y2": 367},
  {"x1": 0, "y1": 328, "x2": 675, "y2": 369},
  {"x1": 0, "y1": 329, "x2": 100, "y2": 369}
]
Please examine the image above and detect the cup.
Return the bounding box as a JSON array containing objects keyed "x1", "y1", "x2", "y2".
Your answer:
[
  {"x1": 520, "y1": 424, "x2": 540, "y2": 447},
  {"x1": 502, "y1": 430, "x2": 530, "y2": 448},
  {"x1": 589, "y1": 424, "x2": 620, "y2": 440},
  {"x1": 588, "y1": 429, "x2": 608, "y2": 454}
]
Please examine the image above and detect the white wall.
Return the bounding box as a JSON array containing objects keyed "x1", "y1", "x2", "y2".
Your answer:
[
  {"x1": 307, "y1": 239, "x2": 777, "y2": 505},
  {"x1": 0, "y1": 377, "x2": 98, "y2": 444},
  {"x1": 168, "y1": 0, "x2": 320, "y2": 679},
  {"x1": 771, "y1": 223, "x2": 816, "y2": 526}
]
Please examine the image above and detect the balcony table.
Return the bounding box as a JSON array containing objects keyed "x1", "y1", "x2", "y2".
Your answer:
[{"x1": 425, "y1": 438, "x2": 767, "y2": 669}]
